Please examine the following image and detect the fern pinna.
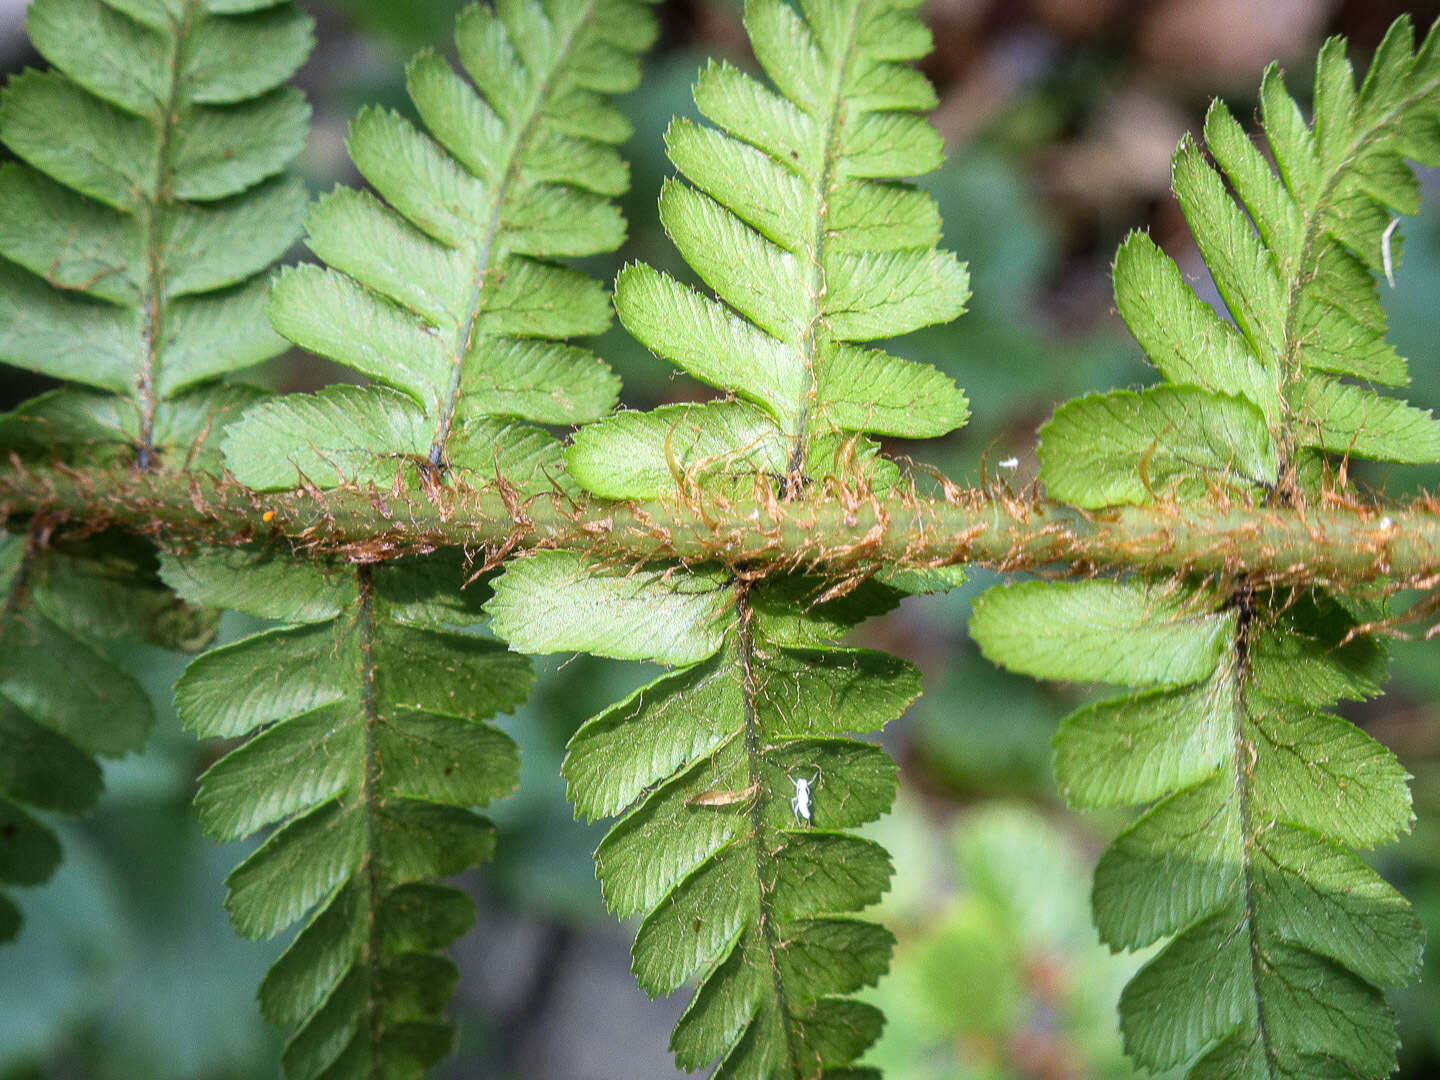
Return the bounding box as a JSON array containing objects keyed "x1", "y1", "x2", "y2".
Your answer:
[
  {"x1": 0, "y1": 0, "x2": 311, "y2": 939},
  {"x1": 0, "y1": 532, "x2": 216, "y2": 939},
  {"x1": 972, "y1": 18, "x2": 1440, "y2": 1078},
  {"x1": 0, "y1": 0, "x2": 311, "y2": 471},
  {"x1": 164, "y1": 1, "x2": 659, "y2": 1076},
  {"x1": 221, "y1": 0, "x2": 654, "y2": 491},
  {"x1": 487, "y1": 0, "x2": 969, "y2": 1074},
  {"x1": 164, "y1": 548, "x2": 529, "y2": 1078}
]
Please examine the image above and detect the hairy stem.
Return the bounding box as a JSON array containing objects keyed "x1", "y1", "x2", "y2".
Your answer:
[{"x1": 3, "y1": 465, "x2": 1438, "y2": 591}]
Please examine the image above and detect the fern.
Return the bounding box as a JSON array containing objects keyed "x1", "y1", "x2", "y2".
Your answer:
[
  {"x1": 0, "y1": 0, "x2": 312, "y2": 471},
  {"x1": 2, "y1": 4, "x2": 1440, "y2": 1077},
  {"x1": 221, "y1": 0, "x2": 657, "y2": 493},
  {"x1": 155, "y1": 2, "x2": 660, "y2": 1075},
  {"x1": 0, "y1": 0, "x2": 310, "y2": 944},
  {"x1": 1039, "y1": 18, "x2": 1440, "y2": 509},
  {"x1": 487, "y1": 1, "x2": 969, "y2": 1074},
  {"x1": 0, "y1": 531, "x2": 217, "y2": 939},
  {"x1": 160, "y1": 547, "x2": 529, "y2": 1078},
  {"x1": 972, "y1": 18, "x2": 1440, "y2": 1078}
]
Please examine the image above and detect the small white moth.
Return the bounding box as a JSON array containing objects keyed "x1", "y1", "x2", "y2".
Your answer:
[
  {"x1": 998, "y1": 457, "x2": 1019, "y2": 470},
  {"x1": 789, "y1": 768, "x2": 821, "y2": 826},
  {"x1": 1381, "y1": 217, "x2": 1401, "y2": 288}
]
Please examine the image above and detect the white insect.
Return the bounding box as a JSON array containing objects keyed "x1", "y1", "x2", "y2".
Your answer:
[
  {"x1": 998, "y1": 457, "x2": 1019, "y2": 470},
  {"x1": 789, "y1": 768, "x2": 821, "y2": 826},
  {"x1": 1381, "y1": 217, "x2": 1401, "y2": 288}
]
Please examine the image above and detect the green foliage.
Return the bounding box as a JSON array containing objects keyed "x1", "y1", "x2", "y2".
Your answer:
[
  {"x1": 0, "y1": 0, "x2": 312, "y2": 951},
  {"x1": 0, "y1": 0, "x2": 312, "y2": 472},
  {"x1": 974, "y1": 19, "x2": 1440, "y2": 1079},
  {"x1": 161, "y1": 3, "x2": 664, "y2": 1074},
  {"x1": 0, "y1": 531, "x2": 218, "y2": 939},
  {"x1": 489, "y1": 551, "x2": 918, "y2": 1078},
  {"x1": 164, "y1": 547, "x2": 530, "y2": 1079},
  {"x1": 1042, "y1": 17, "x2": 1440, "y2": 509},
  {"x1": 488, "y1": 1, "x2": 972, "y2": 1074},
  {"x1": 978, "y1": 580, "x2": 1420, "y2": 1076},
  {"x1": 2, "y1": 4, "x2": 1440, "y2": 1079},
  {"x1": 567, "y1": 0, "x2": 970, "y2": 499},
  {"x1": 225, "y1": 0, "x2": 659, "y2": 492}
]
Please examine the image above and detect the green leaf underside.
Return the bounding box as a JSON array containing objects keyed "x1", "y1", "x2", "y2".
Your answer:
[
  {"x1": 489, "y1": 547, "x2": 915, "y2": 1078},
  {"x1": 220, "y1": 384, "x2": 566, "y2": 492},
  {"x1": 0, "y1": 383, "x2": 265, "y2": 473},
  {"x1": 1039, "y1": 386, "x2": 1278, "y2": 509},
  {"x1": 0, "y1": 531, "x2": 190, "y2": 938},
  {"x1": 568, "y1": 0, "x2": 969, "y2": 507},
  {"x1": 975, "y1": 576, "x2": 1419, "y2": 1077},
  {"x1": 1000, "y1": 35, "x2": 1438, "y2": 1073},
  {"x1": 0, "y1": 0, "x2": 312, "y2": 469},
  {"x1": 251, "y1": 0, "x2": 659, "y2": 493},
  {"x1": 486, "y1": 2, "x2": 981, "y2": 1074},
  {"x1": 167, "y1": 547, "x2": 530, "y2": 1079},
  {"x1": 969, "y1": 579, "x2": 1236, "y2": 688},
  {"x1": 1093, "y1": 16, "x2": 1440, "y2": 509}
]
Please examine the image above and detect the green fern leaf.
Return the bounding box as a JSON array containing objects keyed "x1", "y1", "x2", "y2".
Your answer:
[
  {"x1": 567, "y1": 0, "x2": 969, "y2": 500},
  {"x1": 1038, "y1": 386, "x2": 1279, "y2": 508},
  {"x1": 974, "y1": 24, "x2": 1437, "y2": 1076},
  {"x1": 0, "y1": 0, "x2": 312, "y2": 471},
  {"x1": 486, "y1": 3, "x2": 978, "y2": 1073},
  {"x1": 0, "y1": 530, "x2": 225, "y2": 938},
  {"x1": 1082, "y1": 16, "x2": 1440, "y2": 505},
  {"x1": 228, "y1": 0, "x2": 657, "y2": 493},
  {"x1": 165, "y1": 548, "x2": 530, "y2": 1078},
  {"x1": 974, "y1": 579, "x2": 1420, "y2": 1077},
  {"x1": 218, "y1": 384, "x2": 564, "y2": 491},
  {"x1": 487, "y1": 550, "x2": 916, "y2": 1077},
  {"x1": 0, "y1": 0, "x2": 309, "y2": 947}
]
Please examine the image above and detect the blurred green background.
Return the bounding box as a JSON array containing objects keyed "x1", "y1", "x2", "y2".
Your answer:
[{"x1": 1, "y1": 0, "x2": 1439, "y2": 1077}]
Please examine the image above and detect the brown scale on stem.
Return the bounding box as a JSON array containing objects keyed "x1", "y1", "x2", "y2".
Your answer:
[{"x1": 1, "y1": 461, "x2": 1438, "y2": 614}]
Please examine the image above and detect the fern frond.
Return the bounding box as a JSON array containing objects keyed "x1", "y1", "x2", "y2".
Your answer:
[
  {"x1": 160, "y1": 5, "x2": 661, "y2": 1070},
  {"x1": 0, "y1": 0, "x2": 312, "y2": 471},
  {"x1": 1041, "y1": 16, "x2": 1440, "y2": 509},
  {"x1": 485, "y1": 6, "x2": 980, "y2": 1074},
  {"x1": 224, "y1": 0, "x2": 657, "y2": 492},
  {"x1": 0, "y1": 530, "x2": 219, "y2": 939},
  {"x1": 164, "y1": 548, "x2": 530, "y2": 1079},
  {"x1": 488, "y1": 550, "x2": 915, "y2": 1078},
  {"x1": 972, "y1": 20, "x2": 1439, "y2": 1077},
  {"x1": 973, "y1": 581, "x2": 1418, "y2": 1077},
  {"x1": 0, "y1": 0, "x2": 309, "y2": 949},
  {"x1": 566, "y1": 0, "x2": 969, "y2": 499}
]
